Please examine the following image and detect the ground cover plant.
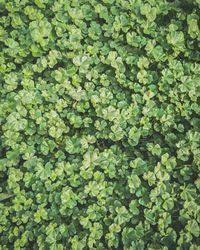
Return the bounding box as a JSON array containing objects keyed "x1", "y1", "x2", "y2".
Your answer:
[{"x1": 0, "y1": 0, "x2": 200, "y2": 249}]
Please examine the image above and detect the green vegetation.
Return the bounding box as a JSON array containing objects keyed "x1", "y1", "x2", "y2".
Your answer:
[{"x1": 0, "y1": 0, "x2": 200, "y2": 249}]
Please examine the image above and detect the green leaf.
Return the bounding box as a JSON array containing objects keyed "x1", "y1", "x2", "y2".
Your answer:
[
  {"x1": 129, "y1": 200, "x2": 139, "y2": 215},
  {"x1": 128, "y1": 174, "x2": 141, "y2": 193},
  {"x1": 0, "y1": 192, "x2": 13, "y2": 201},
  {"x1": 186, "y1": 220, "x2": 200, "y2": 238}
]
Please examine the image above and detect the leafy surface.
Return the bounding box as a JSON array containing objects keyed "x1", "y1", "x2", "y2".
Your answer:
[{"x1": 0, "y1": 0, "x2": 200, "y2": 249}]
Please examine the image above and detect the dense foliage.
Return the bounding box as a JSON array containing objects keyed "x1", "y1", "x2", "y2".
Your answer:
[{"x1": 0, "y1": 0, "x2": 200, "y2": 249}]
